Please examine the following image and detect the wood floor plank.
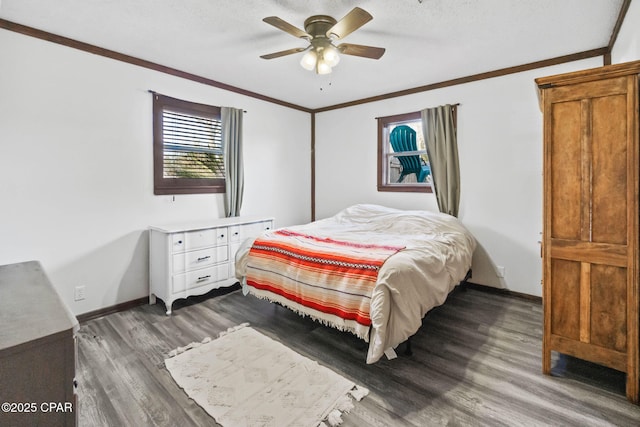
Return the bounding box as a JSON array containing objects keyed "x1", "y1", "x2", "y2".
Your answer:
[{"x1": 76, "y1": 286, "x2": 640, "y2": 426}]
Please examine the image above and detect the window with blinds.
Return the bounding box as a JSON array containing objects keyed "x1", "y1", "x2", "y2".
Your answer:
[{"x1": 153, "y1": 94, "x2": 225, "y2": 195}]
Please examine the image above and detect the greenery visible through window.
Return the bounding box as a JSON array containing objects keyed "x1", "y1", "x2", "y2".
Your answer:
[
  {"x1": 377, "y1": 111, "x2": 433, "y2": 193},
  {"x1": 153, "y1": 93, "x2": 225, "y2": 195}
]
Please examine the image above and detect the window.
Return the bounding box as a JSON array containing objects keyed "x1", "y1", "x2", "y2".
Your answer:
[
  {"x1": 153, "y1": 94, "x2": 225, "y2": 195},
  {"x1": 377, "y1": 111, "x2": 433, "y2": 193}
]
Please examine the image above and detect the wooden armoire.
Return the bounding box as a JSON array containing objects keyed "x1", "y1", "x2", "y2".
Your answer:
[{"x1": 536, "y1": 60, "x2": 640, "y2": 403}]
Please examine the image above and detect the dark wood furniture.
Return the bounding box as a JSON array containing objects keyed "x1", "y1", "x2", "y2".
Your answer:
[
  {"x1": 0, "y1": 261, "x2": 78, "y2": 426},
  {"x1": 537, "y1": 60, "x2": 640, "y2": 404}
]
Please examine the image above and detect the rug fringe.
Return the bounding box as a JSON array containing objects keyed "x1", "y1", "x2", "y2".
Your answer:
[
  {"x1": 319, "y1": 385, "x2": 369, "y2": 427},
  {"x1": 349, "y1": 385, "x2": 370, "y2": 401},
  {"x1": 218, "y1": 322, "x2": 250, "y2": 337},
  {"x1": 166, "y1": 323, "x2": 249, "y2": 358},
  {"x1": 326, "y1": 409, "x2": 344, "y2": 426},
  {"x1": 335, "y1": 395, "x2": 354, "y2": 412}
]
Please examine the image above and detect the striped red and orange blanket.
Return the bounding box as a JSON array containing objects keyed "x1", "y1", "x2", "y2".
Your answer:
[{"x1": 244, "y1": 229, "x2": 405, "y2": 339}]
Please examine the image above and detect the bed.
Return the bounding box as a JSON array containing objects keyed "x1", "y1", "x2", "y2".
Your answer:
[{"x1": 235, "y1": 204, "x2": 476, "y2": 363}]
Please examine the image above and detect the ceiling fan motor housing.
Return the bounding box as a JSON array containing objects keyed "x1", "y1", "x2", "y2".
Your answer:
[{"x1": 303, "y1": 15, "x2": 337, "y2": 39}]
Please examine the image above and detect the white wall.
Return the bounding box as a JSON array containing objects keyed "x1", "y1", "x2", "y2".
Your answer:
[
  {"x1": 612, "y1": 0, "x2": 640, "y2": 63},
  {"x1": 315, "y1": 58, "x2": 603, "y2": 297},
  {"x1": 0, "y1": 29, "x2": 311, "y2": 315}
]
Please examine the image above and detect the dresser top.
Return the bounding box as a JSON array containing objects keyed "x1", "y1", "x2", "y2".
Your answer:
[
  {"x1": 0, "y1": 261, "x2": 79, "y2": 352},
  {"x1": 149, "y1": 215, "x2": 274, "y2": 234}
]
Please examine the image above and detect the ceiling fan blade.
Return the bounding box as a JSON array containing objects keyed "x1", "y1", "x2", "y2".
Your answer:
[
  {"x1": 326, "y1": 7, "x2": 373, "y2": 39},
  {"x1": 260, "y1": 47, "x2": 307, "y2": 60},
  {"x1": 337, "y1": 43, "x2": 385, "y2": 59},
  {"x1": 263, "y1": 16, "x2": 311, "y2": 39}
]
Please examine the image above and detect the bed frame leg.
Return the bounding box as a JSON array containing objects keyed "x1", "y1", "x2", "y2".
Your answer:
[{"x1": 404, "y1": 337, "x2": 413, "y2": 356}]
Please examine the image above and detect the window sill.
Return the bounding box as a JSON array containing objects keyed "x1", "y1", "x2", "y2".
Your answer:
[{"x1": 377, "y1": 184, "x2": 433, "y2": 193}]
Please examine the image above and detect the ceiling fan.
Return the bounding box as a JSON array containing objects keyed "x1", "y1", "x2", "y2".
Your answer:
[{"x1": 260, "y1": 7, "x2": 385, "y2": 75}]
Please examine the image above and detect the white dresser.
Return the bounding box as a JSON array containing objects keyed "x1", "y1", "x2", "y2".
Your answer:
[{"x1": 149, "y1": 216, "x2": 273, "y2": 315}]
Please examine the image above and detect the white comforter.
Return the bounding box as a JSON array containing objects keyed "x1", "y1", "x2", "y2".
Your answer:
[{"x1": 235, "y1": 204, "x2": 476, "y2": 363}]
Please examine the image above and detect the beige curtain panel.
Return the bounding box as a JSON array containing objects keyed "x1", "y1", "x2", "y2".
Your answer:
[
  {"x1": 222, "y1": 107, "x2": 244, "y2": 217},
  {"x1": 421, "y1": 104, "x2": 460, "y2": 217}
]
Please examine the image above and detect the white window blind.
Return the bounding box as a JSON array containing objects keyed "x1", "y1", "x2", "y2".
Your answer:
[{"x1": 162, "y1": 110, "x2": 225, "y2": 179}]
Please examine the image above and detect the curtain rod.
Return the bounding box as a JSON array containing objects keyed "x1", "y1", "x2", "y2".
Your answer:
[
  {"x1": 374, "y1": 103, "x2": 460, "y2": 120},
  {"x1": 147, "y1": 90, "x2": 247, "y2": 113}
]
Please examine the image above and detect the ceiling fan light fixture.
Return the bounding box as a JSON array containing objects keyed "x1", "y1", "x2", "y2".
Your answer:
[
  {"x1": 323, "y1": 46, "x2": 340, "y2": 67},
  {"x1": 300, "y1": 50, "x2": 317, "y2": 70},
  {"x1": 316, "y1": 59, "x2": 332, "y2": 75},
  {"x1": 301, "y1": 45, "x2": 339, "y2": 74}
]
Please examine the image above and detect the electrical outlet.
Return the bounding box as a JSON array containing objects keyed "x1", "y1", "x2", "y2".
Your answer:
[
  {"x1": 496, "y1": 266, "x2": 506, "y2": 278},
  {"x1": 74, "y1": 285, "x2": 86, "y2": 301}
]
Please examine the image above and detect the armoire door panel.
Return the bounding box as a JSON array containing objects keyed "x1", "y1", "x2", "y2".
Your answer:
[
  {"x1": 590, "y1": 264, "x2": 628, "y2": 352},
  {"x1": 550, "y1": 259, "x2": 581, "y2": 340},
  {"x1": 592, "y1": 94, "x2": 628, "y2": 245},
  {"x1": 550, "y1": 101, "x2": 582, "y2": 240}
]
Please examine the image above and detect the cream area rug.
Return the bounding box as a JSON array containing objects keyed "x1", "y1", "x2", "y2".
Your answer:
[{"x1": 165, "y1": 324, "x2": 369, "y2": 427}]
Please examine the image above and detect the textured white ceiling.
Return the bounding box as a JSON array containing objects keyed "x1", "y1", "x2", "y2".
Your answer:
[{"x1": 0, "y1": 0, "x2": 625, "y2": 109}]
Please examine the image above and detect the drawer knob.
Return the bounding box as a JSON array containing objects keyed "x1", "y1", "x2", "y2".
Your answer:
[
  {"x1": 220, "y1": 234, "x2": 225, "y2": 238},
  {"x1": 177, "y1": 240, "x2": 183, "y2": 244}
]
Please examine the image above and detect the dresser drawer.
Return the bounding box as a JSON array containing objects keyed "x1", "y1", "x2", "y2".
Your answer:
[
  {"x1": 172, "y1": 246, "x2": 228, "y2": 274},
  {"x1": 172, "y1": 264, "x2": 230, "y2": 293},
  {"x1": 229, "y1": 225, "x2": 243, "y2": 243},
  {"x1": 171, "y1": 227, "x2": 228, "y2": 253},
  {"x1": 171, "y1": 233, "x2": 186, "y2": 252},
  {"x1": 229, "y1": 221, "x2": 273, "y2": 243}
]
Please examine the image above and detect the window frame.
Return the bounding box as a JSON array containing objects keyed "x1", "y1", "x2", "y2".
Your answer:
[
  {"x1": 153, "y1": 94, "x2": 225, "y2": 195},
  {"x1": 377, "y1": 111, "x2": 433, "y2": 193}
]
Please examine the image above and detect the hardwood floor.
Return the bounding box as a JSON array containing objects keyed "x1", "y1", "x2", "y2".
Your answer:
[{"x1": 76, "y1": 285, "x2": 640, "y2": 426}]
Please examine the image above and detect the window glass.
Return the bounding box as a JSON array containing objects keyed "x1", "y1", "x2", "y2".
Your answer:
[{"x1": 377, "y1": 112, "x2": 433, "y2": 193}]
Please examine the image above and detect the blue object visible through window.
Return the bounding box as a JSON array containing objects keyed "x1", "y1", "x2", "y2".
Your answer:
[{"x1": 153, "y1": 94, "x2": 225, "y2": 194}]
